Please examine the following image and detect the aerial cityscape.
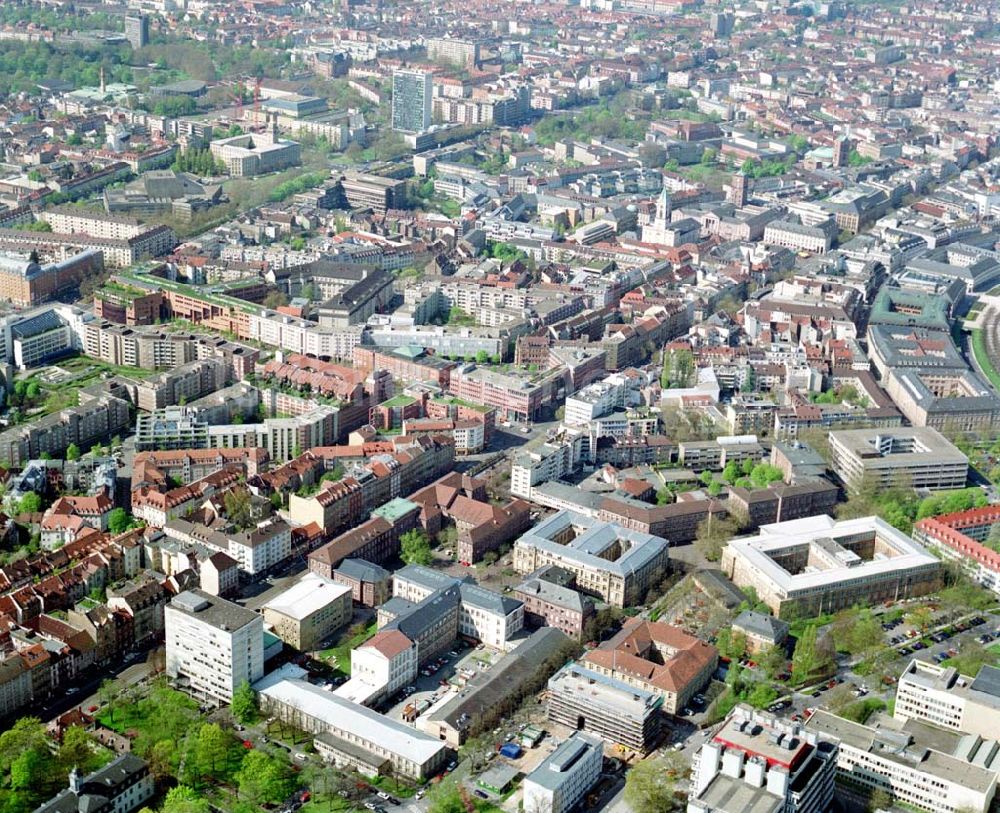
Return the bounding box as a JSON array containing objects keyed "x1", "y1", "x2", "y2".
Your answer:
[{"x1": 0, "y1": 1, "x2": 998, "y2": 812}]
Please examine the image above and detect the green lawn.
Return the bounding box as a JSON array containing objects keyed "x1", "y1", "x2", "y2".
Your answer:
[
  {"x1": 317, "y1": 620, "x2": 377, "y2": 676},
  {"x1": 972, "y1": 329, "x2": 1000, "y2": 392}
]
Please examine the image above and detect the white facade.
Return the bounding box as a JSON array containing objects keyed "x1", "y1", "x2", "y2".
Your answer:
[
  {"x1": 165, "y1": 590, "x2": 264, "y2": 703},
  {"x1": 523, "y1": 732, "x2": 603, "y2": 813},
  {"x1": 350, "y1": 635, "x2": 418, "y2": 700}
]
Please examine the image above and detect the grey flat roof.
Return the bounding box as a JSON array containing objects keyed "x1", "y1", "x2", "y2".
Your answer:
[
  {"x1": 525, "y1": 731, "x2": 603, "y2": 792},
  {"x1": 168, "y1": 589, "x2": 259, "y2": 632},
  {"x1": 260, "y1": 678, "x2": 446, "y2": 765}
]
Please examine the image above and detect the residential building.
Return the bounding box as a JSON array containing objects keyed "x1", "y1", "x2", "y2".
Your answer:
[
  {"x1": 165, "y1": 589, "x2": 264, "y2": 703},
  {"x1": 426, "y1": 37, "x2": 481, "y2": 68},
  {"x1": 731, "y1": 610, "x2": 789, "y2": 655},
  {"x1": 807, "y1": 709, "x2": 998, "y2": 813},
  {"x1": 547, "y1": 662, "x2": 663, "y2": 753},
  {"x1": 689, "y1": 705, "x2": 838, "y2": 813},
  {"x1": 262, "y1": 572, "x2": 353, "y2": 651},
  {"x1": 257, "y1": 673, "x2": 448, "y2": 780},
  {"x1": 914, "y1": 506, "x2": 1000, "y2": 594},
  {"x1": 582, "y1": 618, "x2": 717, "y2": 715},
  {"x1": 392, "y1": 69, "x2": 432, "y2": 133},
  {"x1": 829, "y1": 427, "x2": 969, "y2": 492},
  {"x1": 721, "y1": 515, "x2": 942, "y2": 618},
  {"x1": 522, "y1": 731, "x2": 604, "y2": 813},
  {"x1": 512, "y1": 511, "x2": 670, "y2": 608}
]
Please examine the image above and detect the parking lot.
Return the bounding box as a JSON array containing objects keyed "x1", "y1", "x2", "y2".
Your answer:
[{"x1": 383, "y1": 643, "x2": 497, "y2": 722}]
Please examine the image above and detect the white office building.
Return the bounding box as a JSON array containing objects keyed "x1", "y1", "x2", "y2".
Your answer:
[
  {"x1": 165, "y1": 589, "x2": 264, "y2": 703},
  {"x1": 523, "y1": 731, "x2": 604, "y2": 813},
  {"x1": 807, "y1": 709, "x2": 998, "y2": 813}
]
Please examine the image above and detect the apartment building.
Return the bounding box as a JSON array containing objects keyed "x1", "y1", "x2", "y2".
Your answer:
[
  {"x1": 830, "y1": 427, "x2": 969, "y2": 492},
  {"x1": 262, "y1": 572, "x2": 353, "y2": 650},
  {"x1": 807, "y1": 709, "x2": 997, "y2": 813},
  {"x1": 391, "y1": 69, "x2": 432, "y2": 133},
  {"x1": 295, "y1": 436, "x2": 455, "y2": 540},
  {"x1": 258, "y1": 675, "x2": 448, "y2": 780},
  {"x1": 522, "y1": 732, "x2": 603, "y2": 813},
  {"x1": 582, "y1": 618, "x2": 717, "y2": 714},
  {"x1": 133, "y1": 357, "x2": 230, "y2": 412},
  {"x1": 165, "y1": 589, "x2": 264, "y2": 703},
  {"x1": 163, "y1": 517, "x2": 292, "y2": 577},
  {"x1": 690, "y1": 705, "x2": 837, "y2": 813},
  {"x1": 308, "y1": 500, "x2": 421, "y2": 575},
  {"x1": 721, "y1": 515, "x2": 942, "y2": 618},
  {"x1": 512, "y1": 511, "x2": 669, "y2": 608},
  {"x1": 0, "y1": 388, "x2": 131, "y2": 466},
  {"x1": 547, "y1": 663, "x2": 663, "y2": 753},
  {"x1": 426, "y1": 37, "x2": 481, "y2": 68},
  {"x1": 913, "y1": 506, "x2": 1000, "y2": 594}
]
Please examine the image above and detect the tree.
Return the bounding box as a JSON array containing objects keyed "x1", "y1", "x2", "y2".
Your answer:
[
  {"x1": 236, "y1": 750, "x2": 296, "y2": 806},
  {"x1": 661, "y1": 348, "x2": 695, "y2": 388},
  {"x1": 868, "y1": 787, "x2": 892, "y2": 812},
  {"x1": 624, "y1": 754, "x2": 684, "y2": 813},
  {"x1": 425, "y1": 780, "x2": 469, "y2": 813},
  {"x1": 263, "y1": 291, "x2": 289, "y2": 310},
  {"x1": 18, "y1": 491, "x2": 41, "y2": 515},
  {"x1": 10, "y1": 748, "x2": 44, "y2": 792},
  {"x1": 475, "y1": 350, "x2": 490, "y2": 364},
  {"x1": 747, "y1": 682, "x2": 779, "y2": 709},
  {"x1": 223, "y1": 488, "x2": 255, "y2": 531},
  {"x1": 905, "y1": 606, "x2": 934, "y2": 633},
  {"x1": 66, "y1": 443, "x2": 81, "y2": 461},
  {"x1": 694, "y1": 514, "x2": 741, "y2": 562},
  {"x1": 98, "y1": 678, "x2": 123, "y2": 723},
  {"x1": 791, "y1": 624, "x2": 834, "y2": 684},
  {"x1": 25, "y1": 381, "x2": 39, "y2": 400},
  {"x1": 58, "y1": 726, "x2": 104, "y2": 775},
  {"x1": 107, "y1": 508, "x2": 132, "y2": 535},
  {"x1": 231, "y1": 681, "x2": 257, "y2": 725},
  {"x1": 400, "y1": 529, "x2": 433, "y2": 565},
  {"x1": 162, "y1": 785, "x2": 209, "y2": 813},
  {"x1": 194, "y1": 723, "x2": 230, "y2": 778},
  {"x1": 638, "y1": 141, "x2": 667, "y2": 168},
  {"x1": 148, "y1": 739, "x2": 177, "y2": 781},
  {"x1": 700, "y1": 147, "x2": 717, "y2": 165}
]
